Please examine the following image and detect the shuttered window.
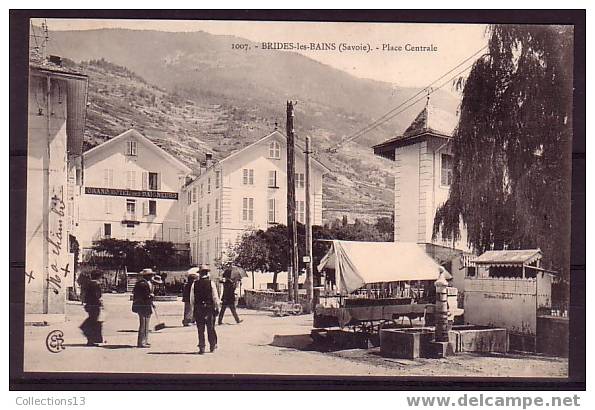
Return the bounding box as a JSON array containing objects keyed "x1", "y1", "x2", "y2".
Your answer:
[
  {"x1": 268, "y1": 198, "x2": 276, "y2": 223},
  {"x1": 103, "y1": 169, "x2": 113, "y2": 187},
  {"x1": 268, "y1": 170, "x2": 277, "y2": 188},
  {"x1": 126, "y1": 171, "x2": 136, "y2": 189},
  {"x1": 269, "y1": 141, "x2": 281, "y2": 159},
  {"x1": 126, "y1": 140, "x2": 137, "y2": 156},
  {"x1": 242, "y1": 169, "x2": 254, "y2": 185},
  {"x1": 297, "y1": 200, "x2": 305, "y2": 224},
  {"x1": 441, "y1": 154, "x2": 453, "y2": 186},
  {"x1": 296, "y1": 173, "x2": 305, "y2": 189},
  {"x1": 242, "y1": 197, "x2": 254, "y2": 221}
]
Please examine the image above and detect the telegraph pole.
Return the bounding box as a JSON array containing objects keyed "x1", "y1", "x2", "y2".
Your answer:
[
  {"x1": 286, "y1": 101, "x2": 297, "y2": 302},
  {"x1": 304, "y1": 136, "x2": 314, "y2": 313}
]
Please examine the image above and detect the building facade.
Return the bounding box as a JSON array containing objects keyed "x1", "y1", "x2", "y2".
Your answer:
[
  {"x1": 25, "y1": 60, "x2": 88, "y2": 316},
  {"x1": 78, "y1": 129, "x2": 191, "y2": 252},
  {"x1": 373, "y1": 100, "x2": 471, "y2": 253},
  {"x1": 182, "y1": 130, "x2": 328, "y2": 279}
]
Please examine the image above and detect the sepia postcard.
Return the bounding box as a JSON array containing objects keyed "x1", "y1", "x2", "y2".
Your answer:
[{"x1": 10, "y1": 11, "x2": 584, "y2": 387}]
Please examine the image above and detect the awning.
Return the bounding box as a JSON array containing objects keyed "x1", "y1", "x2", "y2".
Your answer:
[
  {"x1": 472, "y1": 249, "x2": 542, "y2": 266},
  {"x1": 317, "y1": 241, "x2": 445, "y2": 294}
]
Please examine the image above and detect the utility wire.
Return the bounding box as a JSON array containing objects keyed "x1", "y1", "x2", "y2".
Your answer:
[
  {"x1": 337, "y1": 59, "x2": 478, "y2": 149},
  {"x1": 327, "y1": 44, "x2": 488, "y2": 152}
]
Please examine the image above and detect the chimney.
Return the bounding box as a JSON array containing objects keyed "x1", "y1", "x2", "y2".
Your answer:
[
  {"x1": 205, "y1": 153, "x2": 214, "y2": 169},
  {"x1": 49, "y1": 55, "x2": 62, "y2": 66}
]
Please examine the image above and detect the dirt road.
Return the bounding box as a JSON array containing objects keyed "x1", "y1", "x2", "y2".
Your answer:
[{"x1": 24, "y1": 294, "x2": 568, "y2": 377}]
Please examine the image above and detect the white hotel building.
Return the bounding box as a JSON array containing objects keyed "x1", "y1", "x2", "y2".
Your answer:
[
  {"x1": 181, "y1": 130, "x2": 329, "y2": 280},
  {"x1": 78, "y1": 129, "x2": 191, "y2": 252}
]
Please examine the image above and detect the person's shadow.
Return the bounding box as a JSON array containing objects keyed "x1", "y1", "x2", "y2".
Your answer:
[{"x1": 63, "y1": 343, "x2": 137, "y2": 349}]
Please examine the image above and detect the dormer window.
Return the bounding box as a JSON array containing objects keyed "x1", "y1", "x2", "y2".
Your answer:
[
  {"x1": 126, "y1": 140, "x2": 137, "y2": 156},
  {"x1": 269, "y1": 141, "x2": 281, "y2": 159}
]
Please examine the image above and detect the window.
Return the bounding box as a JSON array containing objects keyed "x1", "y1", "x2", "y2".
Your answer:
[
  {"x1": 242, "y1": 197, "x2": 254, "y2": 221},
  {"x1": 268, "y1": 170, "x2": 278, "y2": 188},
  {"x1": 76, "y1": 168, "x2": 82, "y2": 186},
  {"x1": 297, "y1": 200, "x2": 305, "y2": 224},
  {"x1": 296, "y1": 173, "x2": 305, "y2": 189},
  {"x1": 215, "y1": 199, "x2": 219, "y2": 224},
  {"x1": 207, "y1": 177, "x2": 212, "y2": 194},
  {"x1": 192, "y1": 210, "x2": 197, "y2": 232},
  {"x1": 104, "y1": 197, "x2": 112, "y2": 214},
  {"x1": 200, "y1": 183, "x2": 204, "y2": 197},
  {"x1": 206, "y1": 204, "x2": 211, "y2": 227},
  {"x1": 242, "y1": 169, "x2": 254, "y2": 185},
  {"x1": 126, "y1": 171, "x2": 136, "y2": 189},
  {"x1": 148, "y1": 200, "x2": 157, "y2": 216},
  {"x1": 269, "y1": 140, "x2": 281, "y2": 159},
  {"x1": 104, "y1": 223, "x2": 111, "y2": 238},
  {"x1": 198, "y1": 207, "x2": 203, "y2": 229},
  {"x1": 441, "y1": 154, "x2": 453, "y2": 186},
  {"x1": 187, "y1": 191, "x2": 192, "y2": 205},
  {"x1": 126, "y1": 199, "x2": 136, "y2": 215},
  {"x1": 126, "y1": 140, "x2": 137, "y2": 156},
  {"x1": 198, "y1": 240, "x2": 203, "y2": 263},
  {"x1": 215, "y1": 170, "x2": 221, "y2": 188},
  {"x1": 268, "y1": 198, "x2": 276, "y2": 223},
  {"x1": 215, "y1": 237, "x2": 220, "y2": 259},
  {"x1": 192, "y1": 187, "x2": 196, "y2": 203},
  {"x1": 206, "y1": 239, "x2": 210, "y2": 263},
  {"x1": 185, "y1": 214, "x2": 190, "y2": 233},
  {"x1": 148, "y1": 172, "x2": 159, "y2": 190},
  {"x1": 103, "y1": 169, "x2": 114, "y2": 187}
]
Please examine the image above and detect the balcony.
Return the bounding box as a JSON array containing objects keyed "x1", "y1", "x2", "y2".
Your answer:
[{"x1": 121, "y1": 212, "x2": 140, "y2": 225}]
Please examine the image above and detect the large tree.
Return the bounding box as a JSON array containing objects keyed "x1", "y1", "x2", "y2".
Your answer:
[{"x1": 433, "y1": 25, "x2": 573, "y2": 281}]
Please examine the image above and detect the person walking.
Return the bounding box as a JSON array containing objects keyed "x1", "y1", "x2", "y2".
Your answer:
[
  {"x1": 218, "y1": 269, "x2": 242, "y2": 325},
  {"x1": 190, "y1": 265, "x2": 220, "y2": 354},
  {"x1": 182, "y1": 271, "x2": 197, "y2": 326},
  {"x1": 80, "y1": 270, "x2": 105, "y2": 346},
  {"x1": 132, "y1": 269, "x2": 155, "y2": 348}
]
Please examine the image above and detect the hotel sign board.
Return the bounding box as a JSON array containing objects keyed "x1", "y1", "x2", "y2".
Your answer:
[{"x1": 85, "y1": 187, "x2": 178, "y2": 200}]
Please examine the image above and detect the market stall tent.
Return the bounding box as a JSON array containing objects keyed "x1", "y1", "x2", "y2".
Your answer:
[{"x1": 317, "y1": 241, "x2": 445, "y2": 294}]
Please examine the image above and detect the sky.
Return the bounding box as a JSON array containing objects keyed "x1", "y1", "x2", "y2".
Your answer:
[{"x1": 35, "y1": 19, "x2": 489, "y2": 89}]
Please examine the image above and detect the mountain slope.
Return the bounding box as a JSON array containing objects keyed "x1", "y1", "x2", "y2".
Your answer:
[{"x1": 45, "y1": 28, "x2": 461, "y2": 223}]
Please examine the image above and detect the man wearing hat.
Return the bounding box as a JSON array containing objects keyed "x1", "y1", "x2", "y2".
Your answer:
[
  {"x1": 132, "y1": 268, "x2": 158, "y2": 348},
  {"x1": 189, "y1": 264, "x2": 220, "y2": 354}
]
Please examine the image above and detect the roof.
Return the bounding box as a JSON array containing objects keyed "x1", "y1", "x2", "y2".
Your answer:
[
  {"x1": 217, "y1": 130, "x2": 332, "y2": 173},
  {"x1": 30, "y1": 58, "x2": 87, "y2": 80},
  {"x1": 372, "y1": 99, "x2": 458, "y2": 160},
  {"x1": 317, "y1": 241, "x2": 445, "y2": 294},
  {"x1": 403, "y1": 100, "x2": 457, "y2": 138},
  {"x1": 83, "y1": 129, "x2": 192, "y2": 174},
  {"x1": 30, "y1": 60, "x2": 89, "y2": 157},
  {"x1": 472, "y1": 249, "x2": 542, "y2": 265}
]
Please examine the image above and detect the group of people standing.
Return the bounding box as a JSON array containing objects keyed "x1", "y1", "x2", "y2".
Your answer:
[{"x1": 80, "y1": 265, "x2": 242, "y2": 355}]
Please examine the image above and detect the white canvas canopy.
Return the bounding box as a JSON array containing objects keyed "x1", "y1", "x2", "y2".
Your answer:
[{"x1": 317, "y1": 241, "x2": 445, "y2": 294}]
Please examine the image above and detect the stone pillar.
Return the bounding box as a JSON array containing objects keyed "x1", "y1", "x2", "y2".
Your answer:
[
  {"x1": 434, "y1": 270, "x2": 450, "y2": 342},
  {"x1": 430, "y1": 267, "x2": 452, "y2": 358}
]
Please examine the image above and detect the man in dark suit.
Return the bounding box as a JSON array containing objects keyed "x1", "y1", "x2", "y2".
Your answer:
[
  {"x1": 80, "y1": 270, "x2": 104, "y2": 346},
  {"x1": 132, "y1": 269, "x2": 155, "y2": 348},
  {"x1": 218, "y1": 269, "x2": 242, "y2": 325},
  {"x1": 190, "y1": 265, "x2": 220, "y2": 354}
]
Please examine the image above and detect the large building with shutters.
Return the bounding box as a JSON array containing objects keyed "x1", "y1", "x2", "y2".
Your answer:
[
  {"x1": 181, "y1": 129, "x2": 329, "y2": 280},
  {"x1": 78, "y1": 129, "x2": 192, "y2": 252}
]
